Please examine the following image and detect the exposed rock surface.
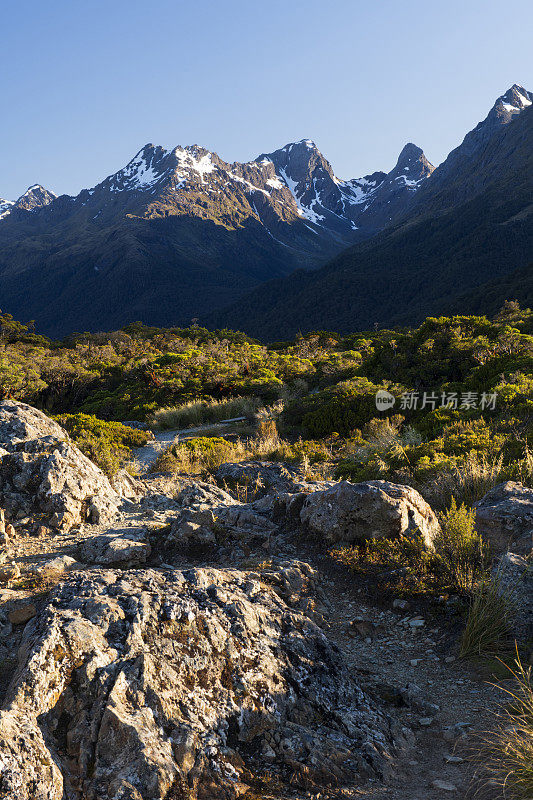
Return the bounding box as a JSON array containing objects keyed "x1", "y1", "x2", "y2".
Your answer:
[
  {"x1": 474, "y1": 481, "x2": 533, "y2": 553},
  {"x1": 0, "y1": 401, "x2": 120, "y2": 531},
  {"x1": 79, "y1": 526, "x2": 151, "y2": 566},
  {"x1": 217, "y1": 460, "x2": 311, "y2": 495},
  {"x1": 0, "y1": 565, "x2": 408, "y2": 799},
  {"x1": 299, "y1": 480, "x2": 440, "y2": 547},
  {"x1": 168, "y1": 480, "x2": 278, "y2": 551}
]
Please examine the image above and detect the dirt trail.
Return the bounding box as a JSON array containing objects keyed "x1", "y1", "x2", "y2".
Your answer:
[
  {"x1": 312, "y1": 557, "x2": 501, "y2": 799},
  {"x1": 133, "y1": 420, "x2": 245, "y2": 470}
]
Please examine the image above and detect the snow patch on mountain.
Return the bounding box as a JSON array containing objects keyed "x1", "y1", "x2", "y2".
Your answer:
[{"x1": 0, "y1": 199, "x2": 14, "y2": 220}]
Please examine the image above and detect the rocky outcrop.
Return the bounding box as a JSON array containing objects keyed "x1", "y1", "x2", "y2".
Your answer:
[
  {"x1": 0, "y1": 565, "x2": 409, "y2": 799},
  {"x1": 0, "y1": 401, "x2": 120, "y2": 531},
  {"x1": 299, "y1": 480, "x2": 440, "y2": 547},
  {"x1": 474, "y1": 482, "x2": 533, "y2": 554},
  {"x1": 216, "y1": 460, "x2": 308, "y2": 495},
  {"x1": 166, "y1": 480, "x2": 278, "y2": 552}
]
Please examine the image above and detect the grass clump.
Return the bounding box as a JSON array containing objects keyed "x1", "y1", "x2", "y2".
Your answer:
[
  {"x1": 149, "y1": 397, "x2": 259, "y2": 430},
  {"x1": 476, "y1": 653, "x2": 533, "y2": 798},
  {"x1": 459, "y1": 576, "x2": 516, "y2": 659},
  {"x1": 56, "y1": 413, "x2": 150, "y2": 477}
]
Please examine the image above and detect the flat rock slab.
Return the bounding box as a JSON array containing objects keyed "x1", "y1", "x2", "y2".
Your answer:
[{"x1": 79, "y1": 526, "x2": 151, "y2": 566}]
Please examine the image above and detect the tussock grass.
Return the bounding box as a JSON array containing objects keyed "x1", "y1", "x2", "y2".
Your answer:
[
  {"x1": 474, "y1": 653, "x2": 533, "y2": 799},
  {"x1": 150, "y1": 397, "x2": 260, "y2": 430},
  {"x1": 422, "y1": 453, "x2": 505, "y2": 511},
  {"x1": 460, "y1": 576, "x2": 516, "y2": 659}
]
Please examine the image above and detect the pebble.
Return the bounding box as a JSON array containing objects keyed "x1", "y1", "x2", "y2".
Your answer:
[
  {"x1": 445, "y1": 656, "x2": 456, "y2": 663},
  {"x1": 419, "y1": 717, "x2": 433, "y2": 726},
  {"x1": 409, "y1": 619, "x2": 425, "y2": 628},
  {"x1": 431, "y1": 779, "x2": 457, "y2": 792},
  {"x1": 410, "y1": 659, "x2": 422, "y2": 666},
  {"x1": 444, "y1": 754, "x2": 464, "y2": 763}
]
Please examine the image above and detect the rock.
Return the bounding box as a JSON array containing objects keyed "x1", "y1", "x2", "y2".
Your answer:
[
  {"x1": 299, "y1": 480, "x2": 440, "y2": 547},
  {"x1": 0, "y1": 561, "x2": 20, "y2": 586},
  {"x1": 474, "y1": 482, "x2": 533, "y2": 553},
  {"x1": 392, "y1": 598, "x2": 409, "y2": 610},
  {"x1": 493, "y1": 551, "x2": 533, "y2": 640},
  {"x1": 111, "y1": 468, "x2": 145, "y2": 500},
  {"x1": 0, "y1": 565, "x2": 409, "y2": 799},
  {"x1": 431, "y1": 779, "x2": 457, "y2": 792},
  {"x1": 400, "y1": 684, "x2": 440, "y2": 716},
  {"x1": 168, "y1": 480, "x2": 278, "y2": 551},
  {"x1": 216, "y1": 461, "x2": 307, "y2": 496},
  {"x1": 34, "y1": 555, "x2": 82, "y2": 578},
  {"x1": 0, "y1": 401, "x2": 121, "y2": 531},
  {"x1": 8, "y1": 603, "x2": 36, "y2": 625},
  {"x1": 419, "y1": 717, "x2": 433, "y2": 726},
  {"x1": 80, "y1": 526, "x2": 151, "y2": 566}
]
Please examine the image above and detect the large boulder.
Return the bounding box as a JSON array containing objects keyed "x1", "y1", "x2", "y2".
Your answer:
[
  {"x1": 0, "y1": 565, "x2": 408, "y2": 799},
  {"x1": 299, "y1": 480, "x2": 440, "y2": 547},
  {"x1": 474, "y1": 482, "x2": 533, "y2": 554},
  {"x1": 0, "y1": 401, "x2": 120, "y2": 530}
]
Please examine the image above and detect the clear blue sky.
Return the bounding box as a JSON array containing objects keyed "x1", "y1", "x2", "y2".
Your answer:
[{"x1": 2, "y1": 0, "x2": 531, "y2": 200}]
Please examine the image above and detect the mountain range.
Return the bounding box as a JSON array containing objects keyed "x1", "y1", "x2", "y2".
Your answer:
[{"x1": 0, "y1": 83, "x2": 531, "y2": 339}]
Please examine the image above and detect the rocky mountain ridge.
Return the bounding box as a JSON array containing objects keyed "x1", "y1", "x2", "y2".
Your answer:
[
  {"x1": 0, "y1": 84, "x2": 530, "y2": 338},
  {"x1": 211, "y1": 84, "x2": 533, "y2": 338}
]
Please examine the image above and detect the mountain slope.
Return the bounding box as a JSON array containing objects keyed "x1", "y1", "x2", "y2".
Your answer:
[
  {"x1": 0, "y1": 139, "x2": 432, "y2": 337},
  {"x1": 209, "y1": 88, "x2": 533, "y2": 338}
]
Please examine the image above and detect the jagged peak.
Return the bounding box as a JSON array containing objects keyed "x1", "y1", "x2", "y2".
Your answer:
[
  {"x1": 495, "y1": 83, "x2": 532, "y2": 113},
  {"x1": 18, "y1": 184, "x2": 56, "y2": 200}
]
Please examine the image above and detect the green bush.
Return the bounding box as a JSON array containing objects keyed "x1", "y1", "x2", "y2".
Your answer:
[
  {"x1": 152, "y1": 436, "x2": 245, "y2": 474},
  {"x1": 56, "y1": 413, "x2": 149, "y2": 477},
  {"x1": 434, "y1": 498, "x2": 489, "y2": 591}
]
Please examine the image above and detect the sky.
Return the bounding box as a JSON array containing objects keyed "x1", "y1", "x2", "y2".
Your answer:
[{"x1": 1, "y1": 0, "x2": 532, "y2": 200}]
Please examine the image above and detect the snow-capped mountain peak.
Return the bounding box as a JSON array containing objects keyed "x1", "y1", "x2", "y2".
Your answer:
[
  {"x1": 0, "y1": 185, "x2": 56, "y2": 220},
  {"x1": 497, "y1": 84, "x2": 532, "y2": 114}
]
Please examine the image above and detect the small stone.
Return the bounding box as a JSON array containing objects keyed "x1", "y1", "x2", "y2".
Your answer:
[
  {"x1": 8, "y1": 604, "x2": 36, "y2": 625},
  {"x1": 444, "y1": 755, "x2": 464, "y2": 763},
  {"x1": 419, "y1": 717, "x2": 433, "y2": 726},
  {"x1": 409, "y1": 618, "x2": 425, "y2": 628},
  {"x1": 445, "y1": 656, "x2": 456, "y2": 663},
  {"x1": 431, "y1": 779, "x2": 457, "y2": 792},
  {"x1": 393, "y1": 598, "x2": 409, "y2": 610},
  {"x1": 410, "y1": 659, "x2": 422, "y2": 666}
]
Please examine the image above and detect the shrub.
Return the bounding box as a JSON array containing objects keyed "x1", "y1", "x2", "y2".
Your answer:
[
  {"x1": 56, "y1": 413, "x2": 149, "y2": 477},
  {"x1": 330, "y1": 533, "x2": 441, "y2": 598},
  {"x1": 420, "y1": 453, "x2": 505, "y2": 510},
  {"x1": 152, "y1": 436, "x2": 245, "y2": 474},
  {"x1": 433, "y1": 498, "x2": 489, "y2": 591}
]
